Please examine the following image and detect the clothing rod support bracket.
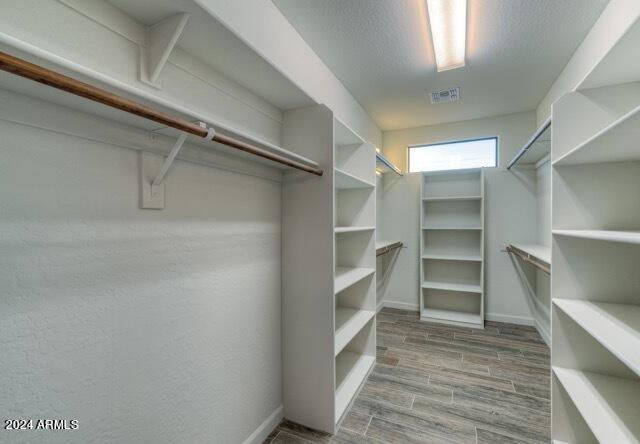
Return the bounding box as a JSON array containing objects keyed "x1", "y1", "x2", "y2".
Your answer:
[
  {"x1": 151, "y1": 131, "x2": 188, "y2": 195},
  {"x1": 140, "y1": 123, "x2": 207, "y2": 209}
]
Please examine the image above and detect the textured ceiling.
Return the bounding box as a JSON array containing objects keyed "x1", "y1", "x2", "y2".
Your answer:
[{"x1": 273, "y1": 0, "x2": 609, "y2": 130}]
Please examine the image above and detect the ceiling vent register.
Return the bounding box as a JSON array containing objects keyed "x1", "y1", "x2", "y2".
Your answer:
[{"x1": 430, "y1": 87, "x2": 460, "y2": 104}]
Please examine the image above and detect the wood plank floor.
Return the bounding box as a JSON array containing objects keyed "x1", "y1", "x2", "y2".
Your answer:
[{"x1": 265, "y1": 307, "x2": 550, "y2": 443}]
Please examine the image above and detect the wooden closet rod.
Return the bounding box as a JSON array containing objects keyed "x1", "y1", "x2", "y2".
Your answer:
[{"x1": 0, "y1": 51, "x2": 323, "y2": 177}]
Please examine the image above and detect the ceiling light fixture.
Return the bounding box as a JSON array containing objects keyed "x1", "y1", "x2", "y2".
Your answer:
[{"x1": 426, "y1": 0, "x2": 467, "y2": 72}]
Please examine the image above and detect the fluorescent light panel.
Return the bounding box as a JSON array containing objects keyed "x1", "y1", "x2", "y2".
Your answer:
[{"x1": 426, "y1": 0, "x2": 467, "y2": 72}]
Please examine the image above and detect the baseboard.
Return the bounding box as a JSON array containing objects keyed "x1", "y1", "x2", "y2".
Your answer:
[
  {"x1": 376, "y1": 300, "x2": 420, "y2": 313},
  {"x1": 485, "y1": 313, "x2": 535, "y2": 326},
  {"x1": 534, "y1": 317, "x2": 551, "y2": 346},
  {"x1": 243, "y1": 405, "x2": 283, "y2": 444}
]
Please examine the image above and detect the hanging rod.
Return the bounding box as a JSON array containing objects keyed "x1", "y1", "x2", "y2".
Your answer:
[
  {"x1": 0, "y1": 51, "x2": 323, "y2": 177},
  {"x1": 376, "y1": 241, "x2": 403, "y2": 257},
  {"x1": 376, "y1": 152, "x2": 403, "y2": 176},
  {"x1": 506, "y1": 245, "x2": 550, "y2": 274},
  {"x1": 507, "y1": 117, "x2": 551, "y2": 170}
]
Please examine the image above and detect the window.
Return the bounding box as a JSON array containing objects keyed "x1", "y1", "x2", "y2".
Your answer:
[{"x1": 408, "y1": 137, "x2": 497, "y2": 173}]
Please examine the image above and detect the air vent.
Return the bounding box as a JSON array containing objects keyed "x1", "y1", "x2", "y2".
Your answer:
[{"x1": 430, "y1": 87, "x2": 460, "y2": 104}]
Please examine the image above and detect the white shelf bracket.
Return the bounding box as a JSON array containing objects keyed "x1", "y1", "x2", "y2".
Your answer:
[
  {"x1": 140, "y1": 130, "x2": 190, "y2": 209},
  {"x1": 151, "y1": 131, "x2": 188, "y2": 192},
  {"x1": 139, "y1": 12, "x2": 189, "y2": 89}
]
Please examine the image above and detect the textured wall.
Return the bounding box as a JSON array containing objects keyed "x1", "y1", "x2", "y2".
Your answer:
[
  {"x1": 379, "y1": 111, "x2": 539, "y2": 324},
  {"x1": 0, "y1": 114, "x2": 282, "y2": 443}
]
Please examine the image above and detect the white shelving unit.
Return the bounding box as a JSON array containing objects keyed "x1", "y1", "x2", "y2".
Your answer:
[
  {"x1": 332, "y1": 118, "x2": 376, "y2": 425},
  {"x1": 282, "y1": 107, "x2": 375, "y2": 434},
  {"x1": 551, "y1": 19, "x2": 640, "y2": 443},
  {"x1": 419, "y1": 169, "x2": 485, "y2": 328}
]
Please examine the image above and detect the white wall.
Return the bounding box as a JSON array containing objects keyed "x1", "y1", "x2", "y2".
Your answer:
[
  {"x1": 536, "y1": 0, "x2": 640, "y2": 125},
  {"x1": 375, "y1": 173, "x2": 404, "y2": 310},
  {"x1": 379, "y1": 111, "x2": 540, "y2": 324},
  {"x1": 0, "y1": 98, "x2": 283, "y2": 443}
]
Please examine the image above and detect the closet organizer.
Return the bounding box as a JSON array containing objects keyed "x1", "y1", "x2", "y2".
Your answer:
[
  {"x1": 549, "y1": 18, "x2": 640, "y2": 443},
  {"x1": 0, "y1": 37, "x2": 375, "y2": 436}
]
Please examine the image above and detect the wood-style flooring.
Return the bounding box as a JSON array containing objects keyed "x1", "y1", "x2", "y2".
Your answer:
[{"x1": 265, "y1": 307, "x2": 550, "y2": 443}]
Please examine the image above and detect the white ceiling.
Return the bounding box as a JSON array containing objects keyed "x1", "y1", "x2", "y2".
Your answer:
[{"x1": 273, "y1": 0, "x2": 609, "y2": 130}]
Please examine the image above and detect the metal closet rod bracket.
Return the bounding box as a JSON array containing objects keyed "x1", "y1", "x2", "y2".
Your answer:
[{"x1": 149, "y1": 122, "x2": 215, "y2": 195}]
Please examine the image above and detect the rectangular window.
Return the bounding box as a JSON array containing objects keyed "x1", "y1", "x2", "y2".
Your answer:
[{"x1": 408, "y1": 137, "x2": 497, "y2": 173}]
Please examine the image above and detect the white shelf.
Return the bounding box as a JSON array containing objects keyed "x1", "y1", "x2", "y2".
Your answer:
[
  {"x1": 421, "y1": 308, "x2": 482, "y2": 326},
  {"x1": 422, "y1": 225, "x2": 482, "y2": 231},
  {"x1": 554, "y1": 299, "x2": 640, "y2": 376},
  {"x1": 335, "y1": 168, "x2": 375, "y2": 189},
  {"x1": 553, "y1": 367, "x2": 640, "y2": 443},
  {"x1": 553, "y1": 230, "x2": 640, "y2": 245},
  {"x1": 334, "y1": 226, "x2": 375, "y2": 234},
  {"x1": 554, "y1": 104, "x2": 640, "y2": 166},
  {"x1": 334, "y1": 308, "x2": 375, "y2": 356},
  {"x1": 422, "y1": 253, "x2": 481, "y2": 262},
  {"x1": 422, "y1": 196, "x2": 482, "y2": 202},
  {"x1": 335, "y1": 352, "x2": 375, "y2": 421},
  {"x1": 422, "y1": 280, "x2": 481, "y2": 294},
  {"x1": 509, "y1": 243, "x2": 551, "y2": 265},
  {"x1": 334, "y1": 267, "x2": 375, "y2": 294},
  {"x1": 577, "y1": 19, "x2": 640, "y2": 90}
]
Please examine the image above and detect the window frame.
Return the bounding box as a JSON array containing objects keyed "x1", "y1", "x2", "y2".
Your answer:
[{"x1": 407, "y1": 136, "x2": 499, "y2": 173}]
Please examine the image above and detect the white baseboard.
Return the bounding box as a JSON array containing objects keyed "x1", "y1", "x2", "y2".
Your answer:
[
  {"x1": 534, "y1": 317, "x2": 551, "y2": 346},
  {"x1": 243, "y1": 405, "x2": 283, "y2": 444},
  {"x1": 377, "y1": 300, "x2": 420, "y2": 313},
  {"x1": 485, "y1": 313, "x2": 535, "y2": 326}
]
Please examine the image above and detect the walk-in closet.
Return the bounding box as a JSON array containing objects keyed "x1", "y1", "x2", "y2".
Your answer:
[{"x1": 1, "y1": 1, "x2": 639, "y2": 443}]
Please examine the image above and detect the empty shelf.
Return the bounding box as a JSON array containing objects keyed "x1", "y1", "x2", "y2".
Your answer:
[
  {"x1": 553, "y1": 367, "x2": 640, "y2": 443},
  {"x1": 335, "y1": 226, "x2": 375, "y2": 234},
  {"x1": 422, "y1": 226, "x2": 482, "y2": 231},
  {"x1": 554, "y1": 104, "x2": 640, "y2": 166},
  {"x1": 421, "y1": 308, "x2": 482, "y2": 326},
  {"x1": 335, "y1": 352, "x2": 375, "y2": 422},
  {"x1": 422, "y1": 253, "x2": 482, "y2": 262},
  {"x1": 335, "y1": 267, "x2": 375, "y2": 294},
  {"x1": 422, "y1": 280, "x2": 481, "y2": 293},
  {"x1": 422, "y1": 196, "x2": 482, "y2": 202},
  {"x1": 554, "y1": 299, "x2": 640, "y2": 376},
  {"x1": 335, "y1": 168, "x2": 375, "y2": 189},
  {"x1": 335, "y1": 308, "x2": 375, "y2": 356},
  {"x1": 376, "y1": 240, "x2": 403, "y2": 256},
  {"x1": 553, "y1": 230, "x2": 640, "y2": 245}
]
